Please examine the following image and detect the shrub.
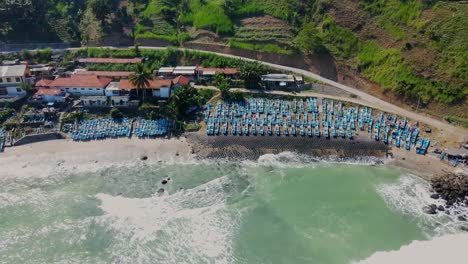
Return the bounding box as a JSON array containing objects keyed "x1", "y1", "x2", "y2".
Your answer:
[{"x1": 110, "y1": 108, "x2": 124, "y2": 120}]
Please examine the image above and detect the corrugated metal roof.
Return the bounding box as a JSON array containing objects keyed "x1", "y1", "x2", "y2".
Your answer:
[{"x1": 0, "y1": 65, "x2": 27, "y2": 77}]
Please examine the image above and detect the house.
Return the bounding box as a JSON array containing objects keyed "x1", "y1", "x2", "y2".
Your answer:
[
  {"x1": 260, "y1": 74, "x2": 304, "y2": 90},
  {"x1": 0, "y1": 64, "x2": 30, "y2": 87},
  {"x1": 29, "y1": 64, "x2": 54, "y2": 78},
  {"x1": 105, "y1": 82, "x2": 122, "y2": 96},
  {"x1": 32, "y1": 88, "x2": 67, "y2": 103},
  {"x1": 81, "y1": 96, "x2": 108, "y2": 107},
  {"x1": 173, "y1": 66, "x2": 197, "y2": 81},
  {"x1": 77, "y1": 58, "x2": 142, "y2": 65},
  {"x1": 119, "y1": 79, "x2": 173, "y2": 98},
  {"x1": 110, "y1": 96, "x2": 131, "y2": 107},
  {"x1": 197, "y1": 67, "x2": 240, "y2": 81},
  {"x1": 0, "y1": 65, "x2": 30, "y2": 102},
  {"x1": 157, "y1": 67, "x2": 175, "y2": 78},
  {"x1": 74, "y1": 70, "x2": 133, "y2": 80},
  {"x1": 47, "y1": 75, "x2": 112, "y2": 96},
  {"x1": 172, "y1": 75, "x2": 191, "y2": 89}
]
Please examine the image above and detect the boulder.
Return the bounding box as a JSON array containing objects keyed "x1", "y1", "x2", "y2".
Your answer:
[
  {"x1": 423, "y1": 206, "x2": 437, "y2": 215},
  {"x1": 437, "y1": 205, "x2": 445, "y2": 211},
  {"x1": 140, "y1": 155, "x2": 148, "y2": 161},
  {"x1": 458, "y1": 215, "x2": 467, "y2": 221},
  {"x1": 430, "y1": 193, "x2": 440, "y2": 199}
]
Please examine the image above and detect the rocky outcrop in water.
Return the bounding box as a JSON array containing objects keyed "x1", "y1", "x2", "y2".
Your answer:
[{"x1": 431, "y1": 173, "x2": 468, "y2": 207}]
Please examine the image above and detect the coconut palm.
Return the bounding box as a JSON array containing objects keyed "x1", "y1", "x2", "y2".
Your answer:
[{"x1": 129, "y1": 63, "x2": 153, "y2": 102}]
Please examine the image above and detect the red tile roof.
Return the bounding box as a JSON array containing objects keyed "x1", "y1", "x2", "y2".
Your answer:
[
  {"x1": 49, "y1": 75, "x2": 112, "y2": 89},
  {"x1": 119, "y1": 79, "x2": 172, "y2": 90},
  {"x1": 35, "y1": 88, "x2": 63, "y2": 96},
  {"x1": 74, "y1": 71, "x2": 133, "y2": 78},
  {"x1": 172, "y1": 75, "x2": 190, "y2": 86},
  {"x1": 78, "y1": 58, "x2": 142, "y2": 64},
  {"x1": 35, "y1": 79, "x2": 54, "y2": 87},
  {"x1": 197, "y1": 67, "x2": 240, "y2": 75}
]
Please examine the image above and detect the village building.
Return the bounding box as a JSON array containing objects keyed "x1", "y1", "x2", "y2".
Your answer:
[
  {"x1": 260, "y1": 74, "x2": 304, "y2": 90},
  {"x1": 172, "y1": 75, "x2": 191, "y2": 89},
  {"x1": 173, "y1": 66, "x2": 197, "y2": 81},
  {"x1": 47, "y1": 75, "x2": 112, "y2": 96},
  {"x1": 0, "y1": 65, "x2": 30, "y2": 102},
  {"x1": 110, "y1": 96, "x2": 131, "y2": 107},
  {"x1": 118, "y1": 79, "x2": 173, "y2": 98},
  {"x1": 32, "y1": 88, "x2": 67, "y2": 103},
  {"x1": 196, "y1": 67, "x2": 240, "y2": 81},
  {"x1": 157, "y1": 67, "x2": 175, "y2": 78},
  {"x1": 80, "y1": 96, "x2": 108, "y2": 107},
  {"x1": 104, "y1": 82, "x2": 122, "y2": 96},
  {"x1": 29, "y1": 64, "x2": 54, "y2": 78}
]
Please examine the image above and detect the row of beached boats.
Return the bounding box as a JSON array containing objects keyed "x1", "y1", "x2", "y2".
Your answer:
[
  {"x1": 205, "y1": 98, "x2": 431, "y2": 155},
  {"x1": 71, "y1": 117, "x2": 169, "y2": 141},
  {"x1": 71, "y1": 118, "x2": 133, "y2": 141},
  {"x1": 134, "y1": 118, "x2": 169, "y2": 138}
]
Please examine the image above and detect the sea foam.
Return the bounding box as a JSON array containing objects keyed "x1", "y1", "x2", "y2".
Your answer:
[
  {"x1": 96, "y1": 175, "x2": 238, "y2": 264},
  {"x1": 377, "y1": 173, "x2": 468, "y2": 236}
]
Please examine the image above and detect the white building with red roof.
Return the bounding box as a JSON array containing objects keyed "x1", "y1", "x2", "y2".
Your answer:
[
  {"x1": 33, "y1": 88, "x2": 67, "y2": 103},
  {"x1": 48, "y1": 75, "x2": 112, "y2": 96}
]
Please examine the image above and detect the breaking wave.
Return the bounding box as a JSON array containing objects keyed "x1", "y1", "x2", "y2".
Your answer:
[
  {"x1": 96, "y1": 175, "x2": 241, "y2": 264},
  {"x1": 376, "y1": 174, "x2": 468, "y2": 236}
]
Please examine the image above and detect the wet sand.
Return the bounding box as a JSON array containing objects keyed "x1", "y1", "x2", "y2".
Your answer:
[{"x1": 187, "y1": 132, "x2": 389, "y2": 161}]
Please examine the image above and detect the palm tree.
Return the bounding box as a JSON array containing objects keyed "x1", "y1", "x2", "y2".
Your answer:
[{"x1": 129, "y1": 63, "x2": 153, "y2": 102}]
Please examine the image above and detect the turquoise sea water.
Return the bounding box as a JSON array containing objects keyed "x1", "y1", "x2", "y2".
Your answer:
[{"x1": 0, "y1": 154, "x2": 463, "y2": 264}]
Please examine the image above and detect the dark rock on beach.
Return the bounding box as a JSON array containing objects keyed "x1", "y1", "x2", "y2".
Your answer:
[
  {"x1": 458, "y1": 215, "x2": 467, "y2": 221},
  {"x1": 431, "y1": 174, "x2": 468, "y2": 208},
  {"x1": 437, "y1": 205, "x2": 445, "y2": 211},
  {"x1": 423, "y1": 206, "x2": 437, "y2": 215},
  {"x1": 430, "y1": 193, "x2": 440, "y2": 199},
  {"x1": 140, "y1": 155, "x2": 148, "y2": 161}
]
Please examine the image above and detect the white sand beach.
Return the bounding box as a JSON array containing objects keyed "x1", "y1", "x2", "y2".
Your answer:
[{"x1": 0, "y1": 137, "x2": 193, "y2": 179}]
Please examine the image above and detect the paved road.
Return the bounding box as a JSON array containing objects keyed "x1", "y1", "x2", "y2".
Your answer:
[{"x1": 4, "y1": 45, "x2": 466, "y2": 142}]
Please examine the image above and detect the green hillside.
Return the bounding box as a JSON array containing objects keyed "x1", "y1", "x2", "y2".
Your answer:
[{"x1": 1, "y1": 0, "x2": 467, "y2": 117}]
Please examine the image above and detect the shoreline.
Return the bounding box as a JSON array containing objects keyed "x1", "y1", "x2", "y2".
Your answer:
[{"x1": 0, "y1": 134, "x2": 454, "y2": 181}]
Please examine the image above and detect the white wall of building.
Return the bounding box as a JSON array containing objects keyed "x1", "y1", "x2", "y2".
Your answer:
[{"x1": 64, "y1": 87, "x2": 105, "y2": 96}]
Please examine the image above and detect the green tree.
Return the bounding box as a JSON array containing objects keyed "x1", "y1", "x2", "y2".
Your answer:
[
  {"x1": 129, "y1": 63, "x2": 153, "y2": 103},
  {"x1": 87, "y1": 0, "x2": 113, "y2": 22},
  {"x1": 218, "y1": 80, "x2": 231, "y2": 100},
  {"x1": 295, "y1": 23, "x2": 326, "y2": 54},
  {"x1": 240, "y1": 61, "x2": 267, "y2": 89},
  {"x1": 166, "y1": 85, "x2": 200, "y2": 121},
  {"x1": 110, "y1": 107, "x2": 123, "y2": 120}
]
